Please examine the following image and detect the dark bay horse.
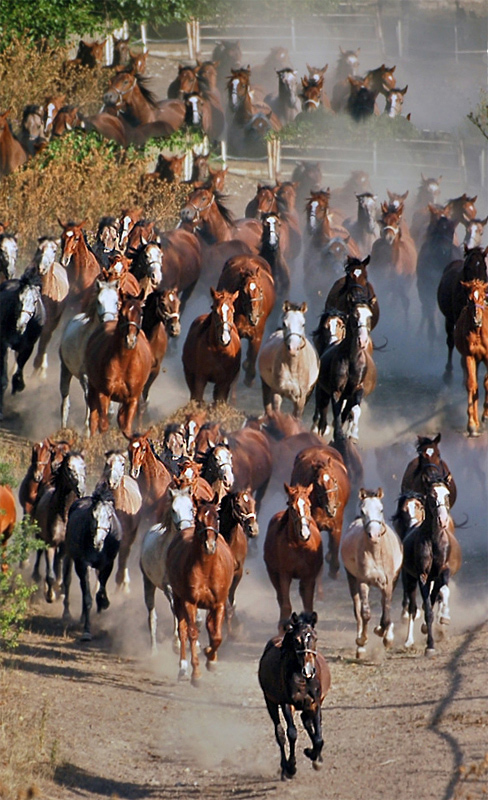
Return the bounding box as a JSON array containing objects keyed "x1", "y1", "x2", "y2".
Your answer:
[
  {"x1": 401, "y1": 433, "x2": 457, "y2": 507},
  {"x1": 0, "y1": 274, "x2": 45, "y2": 420},
  {"x1": 33, "y1": 451, "x2": 86, "y2": 602},
  {"x1": 182, "y1": 288, "x2": 241, "y2": 404},
  {"x1": 217, "y1": 254, "x2": 276, "y2": 386},
  {"x1": 219, "y1": 489, "x2": 258, "y2": 634},
  {"x1": 0, "y1": 484, "x2": 16, "y2": 572},
  {"x1": 258, "y1": 611, "x2": 330, "y2": 779},
  {"x1": 259, "y1": 212, "x2": 291, "y2": 299},
  {"x1": 59, "y1": 219, "x2": 101, "y2": 312},
  {"x1": 140, "y1": 289, "x2": 169, "y2": 410},
  {"x1": 340, "y1": 488, "x2": 403, "y2": 658},
  {"x1": 325, "y1": 255, "x2": 379, "y2": 330},
  {"x1": 437, "y1": 245, "x2": 488, "y2": 380},
  {"x1": 264, "y1": 482, "x2": 323, "y2": 632},
  {"x1": 166, "y1": 498, "x2": 234, "y2": 685},
  {"x1": 401, "y1": 479, "x2": 461, "y2": 654},
  {"x1": 85, "y1": 293, "x2": 153, "y2": 436},
  {"x1": 454, "y1": 278, "x2": 488, "y2": 436},
  {"x1": 62, "y1": 485, "x2": 122, "y2": 641},
  {"x1": 291, "y1": 445, "x2": 351, "y2": 579}
]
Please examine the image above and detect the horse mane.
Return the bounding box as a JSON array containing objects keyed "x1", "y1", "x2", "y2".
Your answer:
[
  {"x1": 213, "y1": 191, "x2": 235, "y2": 226},
  {"x1": 92, "y1": 484, "x2": 115, "y2": 505},
  {"x1": 391, "y1": 490, "x2": 424, "y2": 524},
  {"x1": 129, "y1": 72, "x2": 161, "y2": 109}
]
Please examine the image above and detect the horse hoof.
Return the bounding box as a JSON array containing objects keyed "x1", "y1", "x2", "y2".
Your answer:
[
  {"x1": 206, "y1": 658, "x2": 218, "y2": 672},
  {"x1": 178, "y1": 668, "x2": 190, "y2": 682},
  {"x1": 191, "y1": 674, "x2": 201, "y2": 687},
  {"x1": 80, "y1": 631, "x2": 92, "y2": 642},
  {"x1": 96, "y1": 594, "x2": 110, "y2": 612},
  {"x1": 421, "y1": 623, "x2": 428, "y2": 634},
  {"x1": 312, "y1": 759, "x2": 323, "y2": 771},
  {"x1": 425, "y1": 647, "x2": 436, "y2": 657},
  {"x1": 401, "y1": 610, "x2": 409, "y2": 621},
  {"x1": 373, "y1": 625, "x2": 384, "y2": 638},
  {"x1": 439, "y1": 615, "x2": 450, "y2": 625},
  {"x1": 356, "y1": 646, "x2": 366, "y2": 659}
]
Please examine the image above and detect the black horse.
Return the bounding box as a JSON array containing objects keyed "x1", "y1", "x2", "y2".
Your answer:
[
  {"x1": 258, "y1": 611, "x2": 331, "y2": 780},
  {"x1": 0, "y1": 273, "x2": 45, "y2": 419},
  {"x1": 62, "y1": 485, "x2": 122, "y2": 641}
]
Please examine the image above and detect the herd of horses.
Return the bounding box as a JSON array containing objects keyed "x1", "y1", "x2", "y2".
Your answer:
[{"x1": 0, "y1": 35, "x2": 486, "y2": 781}]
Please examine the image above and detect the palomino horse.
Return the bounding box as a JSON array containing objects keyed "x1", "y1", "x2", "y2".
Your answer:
[
  {"x1": 85, "y1": 292, "x2": 153, "y2": 436},
  {"x1": 0, "y1": 273, "x2": 45, "y2": 420},
  {"x1": 264, "y1": 483, "x2": 323, "y2": 632},
  {"x1": 291, "y1": 445, "x2": 351, "y2": 579},
  {"x1": 401, "y1": 479, "x2": 462, "y2": 654},
  {"x1": 219, "y1": 489, "x2": 259, "y2": 634},
  {"x1": 59, "y1": 279, "x2": 120, "y2": 429},
  {"x1": 59, "y1": 219, "x2": 101, "y2": 312},
  {"x1": 62, "y1": 486, "x2": 122, "y2": 641},
  {"x1": 258, "y1": 611, "x2": 330, "y2": 780},
  {"x1": 33, "y1": 451, "x2": 86, "y2": 602},
  {"x1": 0, "y1": 109, "x2": 28, "y2": 176},
  {"x1": 125, "y1": 430, "x2": 172, "y2": 523},
  {"x1": 370, "y1": 202, "x2": 417, "y2": 322},
  {"x1": 313, "y1": 298, "x2": 376, "y2": 441},
  {"x1": 0, "y1": 484, "x2": 16, "y2": 572},
  {"x1": 18, "y1": 438, "x2": 71, "y2": 518},
  {"x1": 30, "y1": 237, "x2": 69, "y2": 378},
  {"x1": 401, "y1": 433, "x2": 457, "y2": 508},
  {"x1": 340, "y1": 488, "x2": 403, "y2": 658},
  {"x1": 216, "y1": 254, "x2": 276, "y2": 386},
  {"x1": 454, "y1": 279, "x2": 488, "y2": 436},
  {"x1": 258, "y1": 301, "x2": 319, "y2": 418},
  {"x1": 166, "y1": 498, "x2": 234, "y2": 685},
  {"x1": 182, "y1": 288, "x2": 241, "y2": 404},
  {"x1": 95, "y1": 450, "x2": 142, "y2": 594},
  {"x1": 437, "y1": 245, "x2": 488, "y2": 381}
]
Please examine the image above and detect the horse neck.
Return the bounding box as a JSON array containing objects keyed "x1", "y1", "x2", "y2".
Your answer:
[
  {"x1": 278, "y1": 80, "x2": 297, "y2": 108},
  {"x1": 201, "y1": 203, "x2": 232, "y2": 243},
  {"x1": 0, "y1": 124, "x2": 25, "y2": 171},
  {"x1": 124, "y1": 84, "x2": 156, "y2": 123}
]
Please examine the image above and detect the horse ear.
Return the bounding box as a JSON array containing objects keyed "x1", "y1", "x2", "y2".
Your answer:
[
  {"x1": 434, "y1": 433, "x2": 441, "y2": 444},
  {"x1": 231, "y1": 290, "x2": 239, "y2": 304},
  {"x1": 377, "y1": 487, "x2": 384, "y2": 499},
  {"x1": 311, "y1": 611, "x2": 318, "y2": 627},
  {"x1": 401, "y1": 85, "x2": 408, "y2": 95},
  {"x1": 282, "y1": 300, "x2": 291, "y2": 313},
  {"x1": 362, "y1": 255, "x2": 371, "y2": 267},
  {"x1": 210, "y1": 286, "x2": 217, "y2": 300},
  {"x1": 212, "y1": 491, "x2": 220, "y2": 506},
  {"x1": 57, "y1": 218, "x2": 67, "y2": 229},
  {"x1": 283, "y1": 482, "x2": 291, "y2": 495},
  {"x1": 359, "y1": 488, "x2": 367, "y2": 500},
  {"x1": 381, "y1": 201, "x2": 388, "y2": 214},
  {"x1": 300, "y1": 301, "x2": 308, "y2": 314}
]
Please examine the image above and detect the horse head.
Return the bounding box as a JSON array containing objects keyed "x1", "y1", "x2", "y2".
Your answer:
[
  {"x1": 184, "y1": 91, "x2": 205, "y2": 127},
  {"x1": 157, "y1": 288, "x2": 181, "y2": 337},
  {"x1": 261, "y1": 212, "x2": 281, "y2": 250},
  {"x1": 226, "y1": 67, "x2": 251, "y2": 111},
  {"x1": 316, "y1": 458, "x2": 340, "y2": 517},
  {"x1": 91, "y1": 486, "x2": 116, "y2": 551},
  {"x1": 125, "y1": 429, "x2": 153, "y2": 479},
  {"x1": 393, "y1": 491, "x2": 425, "y2": 536},
  {"x1": 0, "y1": 233, "x2": 18, "y2": 279},
  {"x1": 58, "y1": 219, "x2": 87, "y2": 267},
  {"x1": 205, "y1": 441, "x2": 234, "y2": 491},
  {"x1": 118, "y1": 292, "x2": 145, "y2": 349},
  {"x1": 282, "y1": 300, "x2": 307, "y2": 354},
  {"x1": 16, "y1": 276, "x2": 42, "y2": 335},
  {"x1": 424, "y1": 479, "x2": 452, "y2": 534},
  {"x1": 461, "y1": 279, "x2": 488, "y2": 328},
  {"x1": 463, "y1": 220, "x2": 488, "y2": 251},
  {"x1": 61, "y1": 451, "x2": 86, "y2": 498},
  {"x1": 300, "y1": 76, "x2": 323, "y2": 112},
  {"x1": 33, "y1": 237, "x2": 59, "y2": 275},
  {"x1": 194, "y1": 499, "x2": 220, "y2": 555},
  {"x1": 285, "y1": 482, "x2": 314, "y2": 541},
  {"x1": 232, "y1": 489, "x2": 259, "y2": 538},
  {"x1": 358, "y1": 488, "x2": 386, "y2": 541},
  {"x1": 102, "y1": 450, "x2": 126, "y2": 490},
  {"x1": 283, "y1": 610, "x2": 319, "y2": 680},
  {"x1": 242, "y1": 272, "x2": 264, "y2": 327},
  {"x1": 305, "y1": 190, "x2": 331, "y2": 233},
  {"x1": 31, "y1": 438, "x2": 53, "y2": 483},
  {"x1": 163, "y1": 422, "x2": 187, "y2": 460},
  {"x1": 210, "y1": 287, "x2": 238, "y2": 347},
  {"x1": 168, "y1": 484, "x2": 197, "y2": 532}
]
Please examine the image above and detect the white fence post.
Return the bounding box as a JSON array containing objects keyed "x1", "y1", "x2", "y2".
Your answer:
[
  {"x1": 141, "y1": 23, "x2": 148, "y2": 53},
  {"x1": 396, "y1": 19, "x2": 403, "y2": 59},
  {"x1": 104, "y1": 34, "x2": 114, "y2": 67}
]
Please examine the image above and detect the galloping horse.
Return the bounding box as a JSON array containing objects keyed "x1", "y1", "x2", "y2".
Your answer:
[
  {"x1": 264, "y1": 483, "x2": 323, "y2": 631},
  {"x1": 410, "y1": 174, "x2": 443, "y2": 250},
  {"x1": 18, "y1": 438, "x2": 71, "y2": 518},
  {"x1": 125, "y1": 430, "x2": 172, "y2": 523},
  {"x1": 180, "y1": 185, "x2": 262, "y2": 253},
  {"x1": 258, "y1": 301, "x2": 319, "y2": 418},
  {"x1": 0, "y1": 109, "x2": 28, "y2": 176},
  {"x1": 85, "y1": 292, "x2": 153, "y2": 436},
  {"x1": 62, "y1": 486, "x2": 122, "y2": 641},
  {"x1": 300, "y1": 75, "x2": 330, "y2": 113},
  {"x1": 217, "y1": 255, "x2": 276, "y2": 386},
  {"x1": 401, "y1": 433, "x2": 457, "y2": 507},
  {"x1": 437, "y1": 245, "x2": 488, "y2": 380},
  {"x1": 33, "y1": 451, "x2": 86, "y2": 602},
  {"x1": 370, "y1": 202, "x2": 417, "y2": 322},
  {"x1": 219, "y1": 489, "x2": 258, "y2": 634},
  {"x1": 103, "y1": 70, "x2": 185, "y2": 136},
  {"x1": 59, "y1": 219, "x2": 101, "y2": 312},
  {"x1": 340, "y1": 488, "x2": 403, "y2": 658},
  {"x1": 401, "y1": 479, "x2": 462, "y2": 654},
  {"x1": 0, "y1": 484, "x2": 16, "y2": 572},
  {"x1": 166, "y1": 498, "x2": 234, "y2": 685},
  {"x1": 258, "y1": 611, "x2": 330, "y2": 779},
  {"x1": 30, "y1": 237, "x2": 69, "y2": 378},
  {"x1": 416, "y1": 206, "x2": 458, "y2": 340},
  {"x1": 225, "y1": 68, "x2": 281, "y2": 158},
  {"x1": 331, "y1": 47, "x2": 361, "y2": 112},
  {"x1": 454, "y1": 279, "x2": 488, "y2": 436},
  {"x1": 265, "y1": 68, "x2": 301, "y2": 124},
  {"x1": 182, "y1": 288, "x2": 241, "y2": 404},
  {"x1": 291, "y1": 445, "x2": 351, "y2": 579},
  {"x1": 344, "y1": 193, "x2": 380, "y2": 258}
]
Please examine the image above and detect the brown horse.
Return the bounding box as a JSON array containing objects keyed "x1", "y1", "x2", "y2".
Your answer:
[
  {"x1": 401, "y1": 433, "x2": 457, "y2": 508},
  {"x1": 167, "y1": 64, "x2": 199, "y2": 99},
  {"x1": 180, "y1": 186, "x2": 262, "y2": 253},
  {"x1": 258, "y1": 611, "x2": 330, "y2": 780},
  {"x1": 226, "y1": 69, "x2": 281, "y2": 158},
  {"x1": 370, "y1": 203, "x2": 417, "y2": 322},
  {"x1": 245, "y1": 183, "x2": 278, "y2": 219},
  {"x1": 59, "y1": 219, "x2": 101, "y2": 312},
  {"x1": 85, "y1": 293, "x2": 153, "y2": 436},
  {"x1": 125, "y1": 430, "x2": 172, "y2": 523},
  {"x1": 401, "y1": 479, "x2": 462, "y2": 654},
  {"x1": 140, "y1": 289, "x2": 169, "y2": 409},
  {"x1": 264, "y1": 482, "x2": 323, "y2": 631},
  {"x1": 0, "y1": 484, "x2": 16, "y2": 572},
  {"x1": 454, "y1": 279, "x2": 488, "y2": 436},
  {"x1": 103, "y1": 70, "x2": 185, "y2": 135},
  {"x1": 340, "y1": 488, "x2": 403, "y2": 658},
  {"x1": 291, "y1": 445, "x2": 351, "y2": 579},
  {"x1": 265, "y1": 68, "x2": 301, "y2": 124},
  {"x1": 300, "y1": 75, "x2": 331, "y2": 113},
  {"x1": 437, "y1": 245, "x2": 488, "y2": 380},
  {"x1": 166, "y1": 498, "x2": 234, "y2": 685},
  {"x1": 182, "y1": 287, "x2": 241, "y2": 404},
  {"x1": 325, "y1": 255, "x2": 380, "y2": 330},
  {"x1": 217, "y1": 254, "x2": 276, "y2": 386},
  {"x1": 218, "y1": 489, "x2": 258, "y2": 634},
  {"x1": 0, "y1": 110, "x2": 28, "y2": 176},
  {"x1": 18, "y1": 438, "x2": 71, "y2": 518}
]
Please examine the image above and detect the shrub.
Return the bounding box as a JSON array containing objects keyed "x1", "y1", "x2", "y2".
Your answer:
[{"x1": 0, "y1": 518, "x2": 44, "y2": 650}]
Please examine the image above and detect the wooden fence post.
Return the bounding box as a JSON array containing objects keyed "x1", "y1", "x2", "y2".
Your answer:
[{"x1": 267, "y1": 136, "x2": 281, "y2": 182}]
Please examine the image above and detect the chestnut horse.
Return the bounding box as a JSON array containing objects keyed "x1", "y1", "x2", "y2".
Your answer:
[
  {"x1": 370, "y1": 202, "x2": 417, "y2": 322},
  {"x1": 291, "y1": 445, "x2": 351, "y2": 579},
  {"x1": 258, "y1": 611, "x2": 330, "y2": 779},
  {"x1": 264, "y1": 482, "x2": 323, "y2": 632},
  {"x1": 0, "y1": 110, "x2": 28, "y2": 176},
  {"x1": 0, "y1": 484, "x2": 16, "y2": 572},
  {"x1": 454, "y1": 279, "x2": 488, "y2": 436},
  {"x1": 182, "y1": 288, "x2": 241, "y2": 404},
  {"x1": 103, "y1": 70, "x2": 185, "y2": 135},
  {"x1": 125, "y1": 430, "x2": 172, "y2": 524},
  {"x1": 217, "y1": 255, "x2": 276, "y2": 386},
  {"x1": 18, "y1": 438, "x2": 71, "y2": 518},
  {"x1": 340, "y1": 488, "x2": 403, "y2": 658},
  {"x1": 85, "y1": 292, "x2": 153, "y2": 436},
  {"x1": 59, "y1": 219, "x2": 101, "y2": 312},
  {"x1": 166, "y1": 498, "x2": 234, "y2": 685},
  {"x1": 180, "y1": 186, "x2": 262, "y2": 253}
]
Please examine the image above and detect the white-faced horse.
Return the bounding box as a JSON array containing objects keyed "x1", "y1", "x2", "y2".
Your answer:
[{"x1": 258, "y1": 301, "x2": 319, "y2": 418}]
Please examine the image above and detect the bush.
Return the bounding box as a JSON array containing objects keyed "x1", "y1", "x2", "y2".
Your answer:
[{"x1": 0, "y1": 518, "x2": 44, "y2": 650}]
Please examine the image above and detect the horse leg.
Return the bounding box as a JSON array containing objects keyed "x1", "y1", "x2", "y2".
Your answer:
[
  {"x1": 87, "y1": 384, "x2": 101, "y2": 437},
  {"x1": 299, "y1": 577, "x2": 315, "y2": 616},
  {"x1": 358, "y1": 582, "x2": 371, "y2": 649},
  {"x1": 302, "y1": 708, "x2": 324, "y2": 769},
  {"x1": 59, "y1": 358, "x2": 73, "y2": 428},
  {"x1": 277, "y1": 574, "x2": 293, "y2": 632},
  {"x1": 75, "y1": 559, "x2": 93, "y2": 641},
  {"x1": 12, "y1": 336, "x2": 36, "y2": 395},
  {"x1": 33, "y1": 311, "x2": 60, "y2": 378},
  {"x1": 185, "y1": 602, "x2": 202, "y2": 686},
  {"x1": 96, "y1": 561, "x2": 114, "y2": 613},
  {"x1": 204, "y1": 602, "x2": 225, "y2": 669},
  {"x1": 62, "y1": 555, "x2": 73, "y2": 622},
  {"x1": 243, "y1": 338, "x2": 259, "y2": 387},
  {"x1": 346, "y1": 570, "x2": 365, "y2": 656},
  {"x1": 482, "y1": 360, "x2": 488, "y2": 426},
  {"x1": 32, "y1": 545, "x2": 43, "y2": 583},
  {"x1": 326, "y1": 526, "x2": 341, "y2": 579},
  {"x1": 264, "y1": 698, "x2": 289, "y2": 780},
  {"x1": 464, "y1": 356, "x2": 480, "y2": 436},
  {"x1": 419, "y1": 576, "x2": 435, "y2": 655},
  {"x1": 115, "y1": 527, "x2": 137, "y2": 593},
  {"x1": 142, "y1": 571, "x2": 158, "y2": 653},
  {"x1": 261, "y1": 379, "x2": 274, "y2": 416},
  {"x1": 117, "y1": 398, "x2": 138, "y2": 437},
  {"x1": 281, "y1": 704, "x2": 298, "y2": 778},
  {"x1": 374, "y1": 584, "x2": 395, "y2": 649},
  {"x1": 0, "y1": 345, "x2": 8, "y2": 419},
  {"x1": 312, "y1": 384, "x2": 330, "y2": 436},
  {"x1": 213, "y1": 379, "x2": 232, "y2": 405},
  {"x1": 254, "y1": 477, "x2": 270, "y2": 517},
  {"x1": 443, "y1": 318, "x2": 455, "y2": 384},
  {"x1": 45, "y1": 546, "x2": 58, "y2": 603}
]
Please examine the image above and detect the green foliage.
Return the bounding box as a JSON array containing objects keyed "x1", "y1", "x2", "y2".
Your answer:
[
  {"x1": 0, "y1": 518, "x2": 44, "y2": 650},
  {"x1": 274, "y1": 108, "x2": 421, "y2": 146},
  {"x1": 0, "y1": 0, "x2": 105, "y2": 47},
  {"x1": 0, "y1": 463, "x2": 18, "y2": 488},
  {"x1": 467, "y1": 89, "x2": 488, "y2": 142}
]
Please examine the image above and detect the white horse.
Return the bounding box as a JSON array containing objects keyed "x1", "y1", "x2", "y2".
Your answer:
[
  {"x1": 258, "y1": 300, "x2": 319, "y2": 418},
  {"x1": 340, "y1": 488, "x2": 403, "y2": 659},
  {"x1": 59, "y1": 279, "x2": 119, "y2": 429}
]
